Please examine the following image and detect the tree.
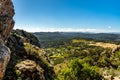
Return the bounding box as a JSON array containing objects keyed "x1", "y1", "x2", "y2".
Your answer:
[{"x1": 58, "y1": 59, "x2": 103, "y2": 80}]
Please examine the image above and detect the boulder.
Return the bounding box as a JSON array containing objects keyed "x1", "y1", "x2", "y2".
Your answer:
[{"x1": 15, "y1": 60, "x2": 45, "y2": 80}]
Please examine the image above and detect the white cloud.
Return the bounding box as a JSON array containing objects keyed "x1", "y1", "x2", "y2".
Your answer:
[{"x1": 14, "y1": 25, "x2": 119, "y2": 33}]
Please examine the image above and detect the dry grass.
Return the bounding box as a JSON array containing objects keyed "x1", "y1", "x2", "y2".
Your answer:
[{"x1": 89, "y1": 42, "x2": 119, "y2": 49}]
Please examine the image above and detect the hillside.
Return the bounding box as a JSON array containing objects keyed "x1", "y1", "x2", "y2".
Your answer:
[
  {"x1": 1, "y1": 0, "x2": 120, "y2": 80},
  {"x1": 3, "y1": 29, "x2": 54, "y2": 80},
  {"x1": 1, "y1": 30, "x2": 120, "y2": 80},
  {"x1": 33, "y1": 32, "x2": 120, "y2": 48},
  {"x1": 33, "y1": 32, "x2": 120, "y2": 80}
]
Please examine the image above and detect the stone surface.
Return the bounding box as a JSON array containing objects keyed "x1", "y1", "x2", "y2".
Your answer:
[
  {"x1": 0, "y1": 0, "x2": 14, "y2": 79},
  {"x1": 4, "y1": 30, "x2": 54, "y2": 80},
  {"x1": 0, "y1": 41, "x2": 10, "y2": 79},
  {"x1": 13, "y1": 29, "x2": 41, "y2": 47},
  {"x1": 0, "y1": 0, "x2": 14, "y2": 41},
  {"x1": 15, "y1": 60, "x2": 45, "y2": 80}
]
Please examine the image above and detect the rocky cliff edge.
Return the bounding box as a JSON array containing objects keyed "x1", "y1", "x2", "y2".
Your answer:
[{"x1": 0, "y1": 0, "x2": 14, "y2": 79}]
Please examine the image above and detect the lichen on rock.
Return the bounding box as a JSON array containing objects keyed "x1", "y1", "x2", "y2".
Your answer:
[
  {"x1": 0, "y1": 0, "x2": 14, "y2": 41},
  {"x1": 0, "y1": 0, "x2": 14, "y2": 79},
  {"x1": 15, "y1": 60, "x2": 45, "y2": 80},
  {"x1": 0, "y1": 41, "x2": 10, "y2": 79}
]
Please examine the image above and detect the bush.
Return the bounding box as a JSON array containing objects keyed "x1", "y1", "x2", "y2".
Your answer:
[{"x1": 58, "y1": 59, "x2": 103, "y2": 80}]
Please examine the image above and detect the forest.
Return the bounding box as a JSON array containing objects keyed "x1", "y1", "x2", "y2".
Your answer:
[
  {"x1": 34, "y1": 32, "x2": 120, "y2": 48},
  {"x1": 33, "y1": 32, "x2": 120, "y2": 80}
]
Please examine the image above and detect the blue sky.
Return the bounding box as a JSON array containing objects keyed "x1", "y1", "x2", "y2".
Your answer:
[{"x1": 12, "y1": 0, "x2": 120, "y2": 32}]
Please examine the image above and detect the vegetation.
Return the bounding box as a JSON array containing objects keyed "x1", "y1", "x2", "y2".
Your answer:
[
  {"x1": 34, "y1": 32, "x2": 120, "y2": 48},
  {"x1": 34, "y1": 32, "x2": 120, "y2": 80},
  {"x1": 57, "y1": 59, "x2": 102, "y2": 80},
  {"x1": 4, "y1": 31, "x2": 120, "y2": 80},
  {"x1": 4, "y1": 30, "x2": 54, "y2": 80}
]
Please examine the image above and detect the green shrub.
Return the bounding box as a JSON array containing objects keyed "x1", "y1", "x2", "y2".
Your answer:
[{"x1": 58, "y1": 59, "x2": 103, "y2": 80}]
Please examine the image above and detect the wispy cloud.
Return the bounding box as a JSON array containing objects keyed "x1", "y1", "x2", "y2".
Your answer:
[
  {"x1": 15, "y1": 27, "x2": 118, "y2": 33},
  {"x1": 14, "y1": 25, "x2": 119, "y2": 33}
]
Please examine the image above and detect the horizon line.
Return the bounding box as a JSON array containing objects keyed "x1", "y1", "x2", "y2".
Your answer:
[{"x1": 14, "y1": 29, "x2": 120, "y2": 34}]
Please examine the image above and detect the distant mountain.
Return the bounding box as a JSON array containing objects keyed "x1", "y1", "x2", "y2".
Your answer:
[
  {"x1": 33, "y1": 32, "x2": 120, "y2": 48},
  {"x1": 4, "y1": 30, "x2": 120, "y2": 80}
]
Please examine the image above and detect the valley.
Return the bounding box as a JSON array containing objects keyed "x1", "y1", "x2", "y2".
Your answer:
[
  {"x1": 33, "y1": 32, "x2": 120, "y2": 80},
  {"x1": 3, "y1": 30, "x2": 120, "y2": 80}
]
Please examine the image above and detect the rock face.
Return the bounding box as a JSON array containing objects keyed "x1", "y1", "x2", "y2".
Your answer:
[
  {"x1": 15, "y1": 60, "x2": 45, "y2": 80},
  {"x1": 0, "y1": 0, "x2": 14, "y2": 79},
  {"x1": 0, "y1": 0, "x2": 14, "y2": 41},
  {"x1": 0, "y1": 41, "x2": 10, "y2": 79},
  {"x1": 13, "y1": 29, "x2": 41, "y2": 47},
  {"x1": 4, "y1": 30, "x2": 54, "y2": 80}
]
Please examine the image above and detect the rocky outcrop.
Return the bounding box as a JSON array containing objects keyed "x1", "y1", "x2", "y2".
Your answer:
[
  {"x1": 0, "y1": 41, "x2": 10, "y2": 79},
  {"x1": 0, "y1": 0, "x2": 14, "y2": 79},
  {"x1": 13, "y1": 29, "x2": 40, "y2": 47},
  {"x1": 4, "y1": 30, "x2": 54, "y2": 80},
  {"x1": 15, "y1": 60, "x2": 45, "y2": 80},
  {"x1": 0, "y1": 0, "x2": 14, "y2": 41}
]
